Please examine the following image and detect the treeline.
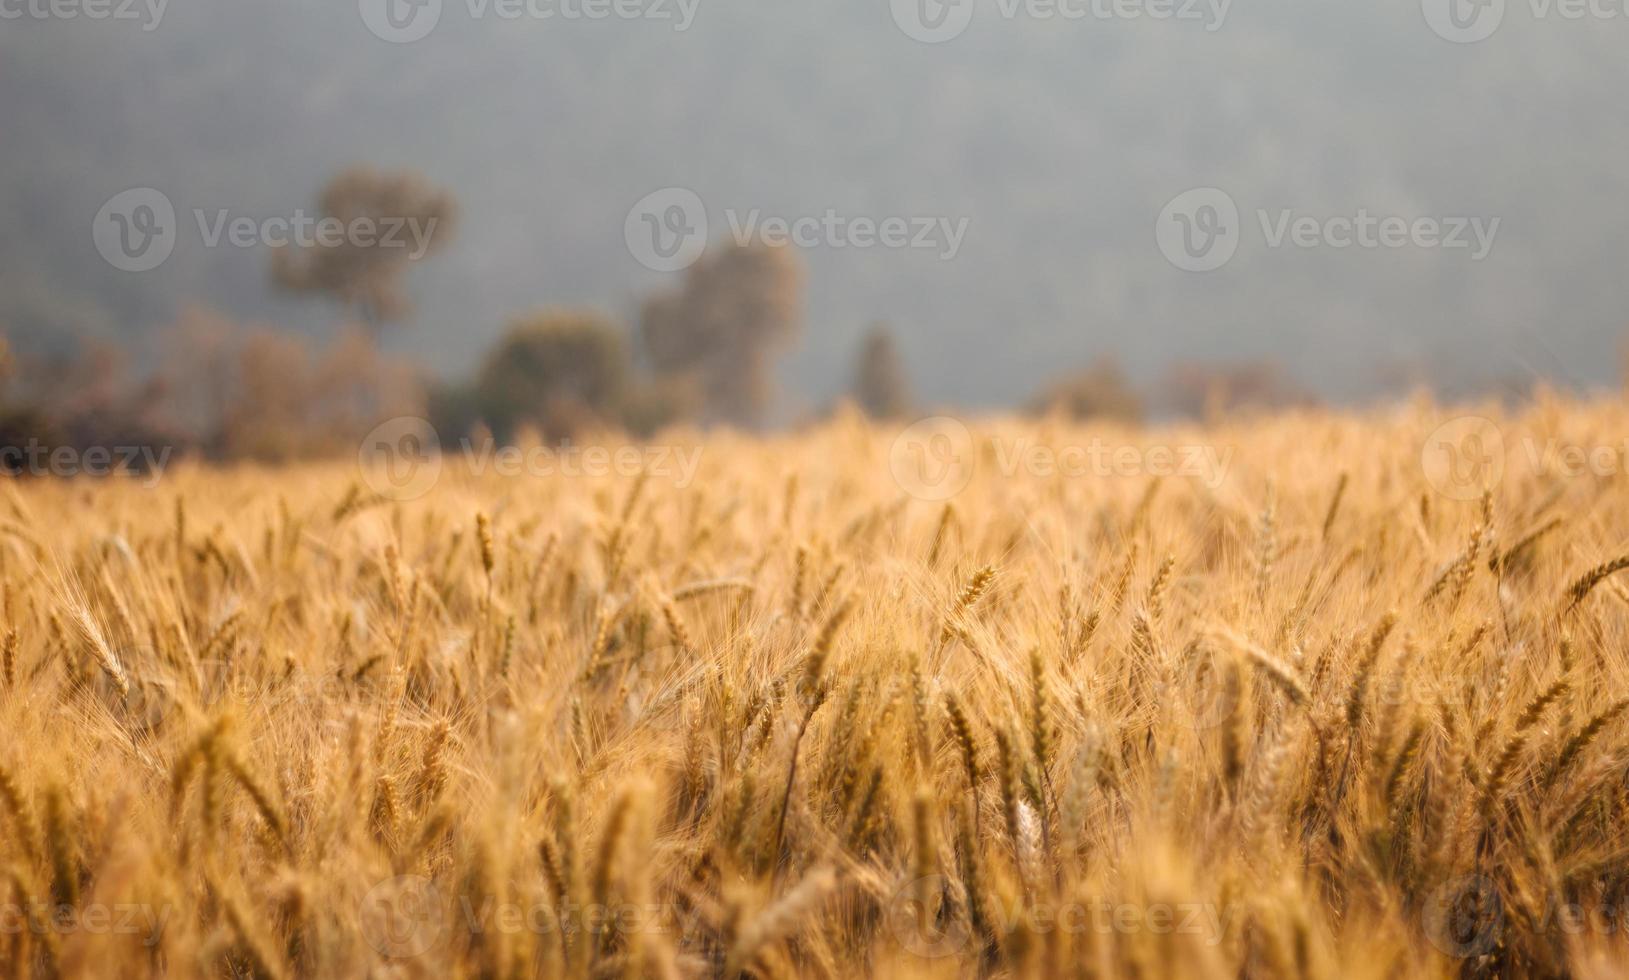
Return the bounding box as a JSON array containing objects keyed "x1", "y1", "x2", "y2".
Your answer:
[
  {"x1": 0, "y1": 166, "x2": 1322, "y2": 471},
  {"x1": 431, "y1": 237, "x2": 805, "y2": 441},
  {"x1": 0, "y1": 313, "x2": 420, "y2": 464}
]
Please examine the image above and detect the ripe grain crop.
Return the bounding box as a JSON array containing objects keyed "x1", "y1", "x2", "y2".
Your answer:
[{"x1": 1, "y1": 398, "x2": 1628, "y2": 977}]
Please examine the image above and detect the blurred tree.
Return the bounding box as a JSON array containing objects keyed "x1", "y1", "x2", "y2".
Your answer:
[
  {"x1": 271, "y1": 167, "x2": 457, "y2": 332},
  {"x1": 640, "y1": 240, "x2": 803, "y2": 428},
  {"x1": 0, "y1": 332, "x2": 180, "y2": 468},
  {"x1": 474, "y1": 309, "x2": 629, "y2": 441},
  {"x1": 155, "y1": 308, "x2": 242, "y2": 452},
  {"x1": 0, "y1": 309, "x2": 425, "y2": 466},
  {"x1": 851, "y1": 322, "x2": 912, "y2": 419},
  {"x1": 0, "y1": 336, "x2": 57, "y2": 472},
  {"x1": 218, "y1": 329, "x2": 313, "y2": 460},
  {"x1": 311, "y1": 328, "x2": 425, "y2": 433},
  {"x1": 426, "y1": 382, "x2": 484, "y2": 447},
  {"x1": 1030, "y1": 357, "x2": 1144, "y2": 423},
  {"x1": 154, "y1": 308, "x2": 423, "y2": 460},
  {"x1": 27, "y1": 340, "x2": 175, "y2": 451}
]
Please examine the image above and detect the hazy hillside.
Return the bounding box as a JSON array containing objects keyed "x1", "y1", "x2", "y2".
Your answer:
[{"x1": 4, "y1": 0, "x2": 1628, "y2": 408}]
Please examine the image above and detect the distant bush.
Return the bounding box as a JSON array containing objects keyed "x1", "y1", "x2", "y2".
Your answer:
[
  {"x1": 1030, "y1": 357, "x2": 1144, "y2": 423},
  {"x1": 851, "y1": 323, "x2": 913, "y2": 419},
  {"x1": 462, "y1": 309, "x2": 629, "y2": 442},
  {"x1": 0, "y1": 306, "x2": 431, "y2": 464},
  {"x1": 0, "y1": 334, "x2": 184, "y2": 468},
  {"x1": 433, "y1": 308, "x2": 708, "y2": 444},
  {"x1": 152, "y1": 308, "x2": 425, "y2": 460}
]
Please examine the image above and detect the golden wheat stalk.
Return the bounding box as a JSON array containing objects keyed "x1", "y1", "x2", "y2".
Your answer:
[{"x1": 1564, "y1": 554, "x2": 1629, "y2": 610}]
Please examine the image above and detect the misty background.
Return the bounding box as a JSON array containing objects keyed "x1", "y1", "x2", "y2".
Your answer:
[{"x1": 3, "y1": 0, "x2": 1628, "y2": 415}]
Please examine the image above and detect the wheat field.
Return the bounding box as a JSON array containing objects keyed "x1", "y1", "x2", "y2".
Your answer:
[{"x1": 4, "y1": 396, "x2": 1629, "y2": 979}]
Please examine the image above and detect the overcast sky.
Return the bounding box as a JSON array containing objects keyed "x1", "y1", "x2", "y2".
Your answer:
[{"x1": 3, "y1": 0, "x2": 1627, "y2": 410}]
